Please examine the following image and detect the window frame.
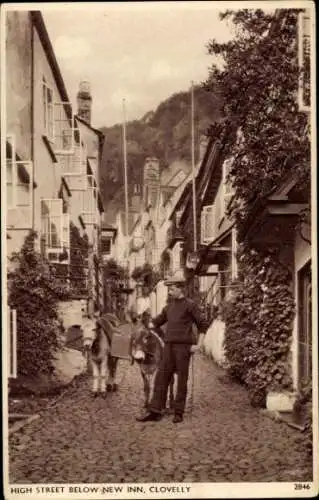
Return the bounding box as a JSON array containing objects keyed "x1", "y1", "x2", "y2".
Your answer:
[
  {"x1": 42, "y1": 78, "x2": 55, "y2": 142},
  {"x1": 201, "y1": 204, "x2": 216, "y2": 245},
  {"x1": 41, "y1": 199, "x2": 64, "y2": 259}
]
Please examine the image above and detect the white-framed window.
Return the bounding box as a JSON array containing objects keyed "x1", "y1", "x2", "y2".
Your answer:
[
  {"x1": 42, "y1": 78, "x2": 54, "y2": 141},
  {"x1": 82, "y1": 175, "x2": 97, "y2": 225},
  {"x1": 6, "y1": 135, "x2": 17, "y2": 209},
  {"x1": 298, "y1": 11, "x2": 311, "y2": 112},
  {"x1": 41, "y1": 199, "x2": 63, "y2": 261},
  {"x1": 54, "y1": 102, "x2": 74, "y2": 154},
  {"x1": 6, "y1": 134, "x2": 33, "y2": 229},
  {"x1": 59, "y1": 130, "x2": 86, "y2": 175},
  {"x1": 201, "y1": 204, "x2": 216, "y2": 244},
  {"x1": 231, "y1": 227, "x2": 238, "y2": 280},
  {"x1": 222, "y1": 157, "x2": 235, "y2": 215},
  {"x1": 7, "y1": 307, "x2": 17, "y2": 379}
]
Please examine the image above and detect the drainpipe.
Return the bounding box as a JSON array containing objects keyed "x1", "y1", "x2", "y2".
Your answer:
[{"x1": 30, "y1": 15, "x2": 35, "y2": 231}]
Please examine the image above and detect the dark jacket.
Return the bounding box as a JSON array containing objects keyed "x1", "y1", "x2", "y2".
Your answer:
[{"x1": 152, "y1": 297, "x2": 206, "y2": 344}]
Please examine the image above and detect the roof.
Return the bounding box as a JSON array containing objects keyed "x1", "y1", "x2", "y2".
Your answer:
[
  {"x1": 160, "y1": 160, "x2": 191, "y2": 187},
  {"x1": 75, "y1": 115, "x2": 105, "y2": 138},
  {"x1": 31, "y1": 12, "x2": 71, "y2": 118}
]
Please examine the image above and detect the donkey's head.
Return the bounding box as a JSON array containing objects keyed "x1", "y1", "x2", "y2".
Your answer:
[{"x1": 131, "y1": 320, "x2": 163, "y2": 366}]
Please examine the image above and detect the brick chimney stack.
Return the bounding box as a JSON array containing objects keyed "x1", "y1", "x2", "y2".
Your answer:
[{"x1": 77, "y1": 81, "x2": 92, "y2": 124}]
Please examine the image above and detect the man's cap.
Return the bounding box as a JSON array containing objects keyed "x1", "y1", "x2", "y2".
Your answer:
[{"x1": 164, "y1": 270, "x2": 186, "y2": 286}]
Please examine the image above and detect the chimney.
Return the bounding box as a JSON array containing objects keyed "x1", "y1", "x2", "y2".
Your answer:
[
  {"x1": 77, "y1": 81, "x2": 92, "y2": 124},
  {"x1": 130, "y1": 184, "x2": 142, "y2": 212},
  {"x1": 199, "y1": 135, "x2": 209, "y2": 162},
  {"x1": 143, "y1": 157, "x2": 160, "y2": 208}
]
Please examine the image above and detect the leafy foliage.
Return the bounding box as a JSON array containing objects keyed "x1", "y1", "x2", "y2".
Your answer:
[
  {"x1": 69, "y1": 222, "x2": 89, "y2": 296},
  {"x1": 205, "y1": 8, "x2": 310, "y2": 234},
  {"x1": 294, "y1": 378, "x2": 313, "y2": 455},
  {"x1": 222, "y1": 245, "x2": 295, "y2": 407},
  {"x1": 131, "y1": 263, "x2": 162, "y2": 290},
  {"x1": 99, "y1": 86, "x2": 223, "y2": 218},
  {"x1": 8, "y1": 231, "x2": 70, "y2": 376},
  {"x1": 204, "y1": 9, "x2": 311, "y2": 406}
]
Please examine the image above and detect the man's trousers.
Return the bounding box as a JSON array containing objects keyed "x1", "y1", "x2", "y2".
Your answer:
[{"x1": 148, "y1": 343, "x2": 191, "y2": 416}]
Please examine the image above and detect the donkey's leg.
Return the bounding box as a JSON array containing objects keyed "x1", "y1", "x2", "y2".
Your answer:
[
  {"x1": 100, "y1": 357, "x2": 107, "y2": 395},
  {"x1": 107, "y1": 355, "x2": 119, "y2": 392},
  {"x1": 91, "y1": 360, "x2": 99, "y2": 396}
]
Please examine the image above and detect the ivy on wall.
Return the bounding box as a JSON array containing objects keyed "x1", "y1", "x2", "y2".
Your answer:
[
  {"x1": 222, "y1": 244, "x2": 295, "y2": 407},
  {"x1": 204, "y1": 9, "x2": 310, "y2": 412},
  {"x1": 69, "y1": 222, "x2": 89, "y2": 296}
]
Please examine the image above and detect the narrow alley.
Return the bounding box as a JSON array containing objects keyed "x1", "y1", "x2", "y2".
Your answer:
[{"x1": 9, "y1": 354, "x2": 312, "y2": 484}]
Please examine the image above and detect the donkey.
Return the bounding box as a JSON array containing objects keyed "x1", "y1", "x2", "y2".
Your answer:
[
  {"x1": 131, "y1": 314, "x2": 175, "y2": 412},
  {"x1": 90, "y1": 314, "x2": 120, "y2": 396}
]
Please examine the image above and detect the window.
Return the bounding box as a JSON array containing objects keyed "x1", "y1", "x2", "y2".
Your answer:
[
  {"x1": 101, "y1": 237, "x2": 112, "y2": 255},
  {"x1": 41, "y1": 199, "x2": 63, "y2": 261},
  {"x1": 59, "y1": 129, "x2": 86, "y2": 175},
  {"x1": 222, "y1": 157, "x2": 235, "y2": 214},
  {"x1": 201, "y1": 205, "x2": 216, "y2": 244},
  {"x1": 6, "y1": 135, "x2": 17, "y2": 209},
  {"x1": 298, "y1": 11, "x2": 311, "y2": 112},
  {"x1": 42, "y1": 78, "x2": 54, "y2": 141},
  {"x1": 82, "y1": 175, "x2": 97, "y2": 225},
  {"x1": 6, "y1": 135, "x2": 33, "y2": 229},
  {"x1": 54, "y1": 102, "x2": 74, "y2": 154}
]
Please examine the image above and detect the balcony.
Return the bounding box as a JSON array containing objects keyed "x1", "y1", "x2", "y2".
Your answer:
[{"x1": 166, "y1": 223, "x2": 184, "y2": 249}]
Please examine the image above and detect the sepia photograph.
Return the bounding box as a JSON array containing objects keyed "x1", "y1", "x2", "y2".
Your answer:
[{"x1": 1, "y1": 1, "x2": 317, "y2": 498}]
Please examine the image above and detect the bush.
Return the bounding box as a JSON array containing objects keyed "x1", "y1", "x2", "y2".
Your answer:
[{"x1": 8, "y1": 231, "x2": 70, "y2": 376}]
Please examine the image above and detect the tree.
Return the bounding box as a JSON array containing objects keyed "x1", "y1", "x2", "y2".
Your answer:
[{"x1": 205, "y1": 8, "x2": 310, "y2": 232}]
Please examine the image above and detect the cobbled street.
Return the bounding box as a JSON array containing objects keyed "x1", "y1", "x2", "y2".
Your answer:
[{"x1": 9, "y1": 355, "x2": 312, "y2": 484}]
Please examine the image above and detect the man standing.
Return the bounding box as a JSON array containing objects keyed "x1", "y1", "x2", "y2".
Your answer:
[{"x1": 136, "y1": 271, "x2": 206, "y2": 424}]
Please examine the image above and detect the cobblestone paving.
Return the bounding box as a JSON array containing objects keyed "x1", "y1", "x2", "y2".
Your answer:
[{"x1": 9, "y1": 355, "x2": 312, "y2": 483}]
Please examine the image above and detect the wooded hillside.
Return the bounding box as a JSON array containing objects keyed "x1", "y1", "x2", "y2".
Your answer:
[{"x1": 99, "y1": 85, "x2": 223, "y2": 222}]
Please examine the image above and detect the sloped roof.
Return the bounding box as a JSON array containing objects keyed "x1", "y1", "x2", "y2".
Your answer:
[{"x1": 160, "y1": 160, "x2": 191, "y2": 187}]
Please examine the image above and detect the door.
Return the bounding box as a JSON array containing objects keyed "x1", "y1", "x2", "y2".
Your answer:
[{"x1": 297, "y1": 260, "x2": 312, "y2": 387}]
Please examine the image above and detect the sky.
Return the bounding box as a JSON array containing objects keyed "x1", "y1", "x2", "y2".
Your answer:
[{"x1": 42, "y1": 2, "x2": 235, "y2": 129}]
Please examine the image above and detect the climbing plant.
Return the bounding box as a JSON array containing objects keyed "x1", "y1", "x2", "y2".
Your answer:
[
  {"x1": 203, "y1": 9, "x2": 310, "y2": 407},
  {"x1": 222, "y1": 244, "x2": 295, "y2": 407},
  {"x1": 8, "y1": 231, "x2": 70, "y2": 376},
  {"x1": 69, "y1": 222, "x2": 89, "y2": 296}
]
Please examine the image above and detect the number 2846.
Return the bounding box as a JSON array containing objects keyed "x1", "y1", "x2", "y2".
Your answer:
[{"x1": 294, "y1": 483, "x2": 311, "y2": 490}]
